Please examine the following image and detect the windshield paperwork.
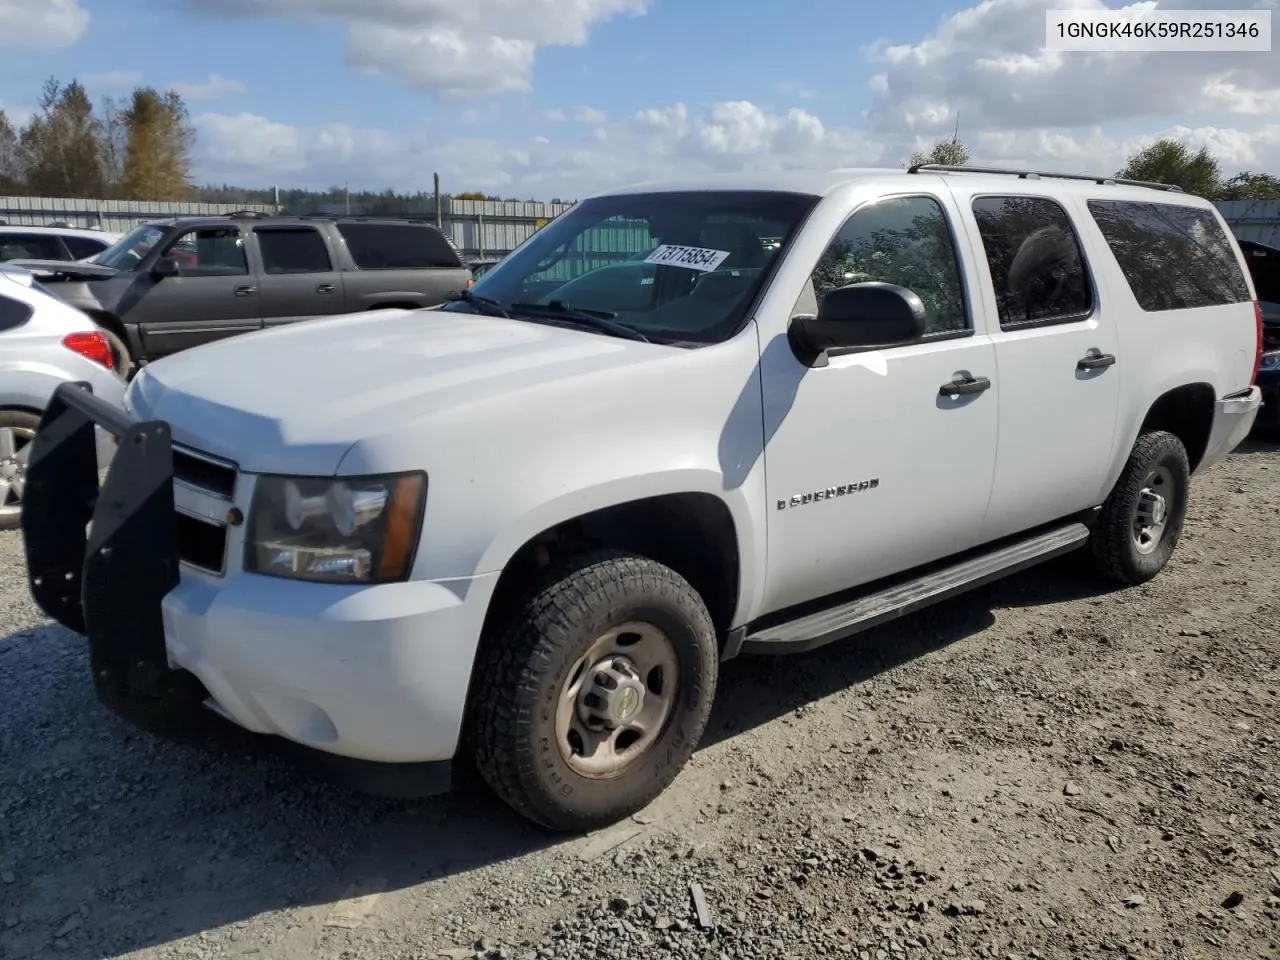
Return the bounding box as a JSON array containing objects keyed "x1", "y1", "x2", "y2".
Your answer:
[
  {"x1": 94, "y1": 223, "x2": 169, "y2": 271},
  {"x1": 446, "y1": 190, "x2": 819, "y2": 345}
]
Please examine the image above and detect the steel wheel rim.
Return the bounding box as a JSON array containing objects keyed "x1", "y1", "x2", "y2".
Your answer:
[
  {"x1": 554, "y1": 621, "x2": 680, "y2": 779},
  {"x1": 1132, "y1": 464, "x2": 1174, "y2": 555},
  {"x1": 0, "y1": 425, "x2": 35, "y2": 519}
]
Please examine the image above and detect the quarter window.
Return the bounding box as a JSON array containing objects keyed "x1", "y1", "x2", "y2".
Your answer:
[
  {"x1": 256, "y1": 228, "x2": 333, "y2": 274},
  {"x1": 971, "y1": 196, "x2": 1092, "y2": 329},
  {"x1": 811, "y1": 195, "x2": 969, "y2": 336},
  {"x1": 1087, "y1": 200, "x2": 1252, "y2": 311},
  {"x1": 160, "y1": 228, "x2": 248, "y2": 276},
  {"x1": 336, "y1": 223, "x2": 463, "y2": 269},
  {"x1": 63, "y1": 235, "x2": 109, "y2": 260}
]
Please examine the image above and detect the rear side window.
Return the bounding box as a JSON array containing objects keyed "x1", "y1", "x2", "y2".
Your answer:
[
  {"x1": 337, "y1": 223, "x2": 463, "y2": 270},
  {"x1": 63, "y1": 235, "x2": 109, "y2": 259},
  {"x1": 971, "y1": 196, "x2": 1093, "y2": 329},
  {"x1": 0, "y1": 292, "x2": 34, "y2": 331},
  {"x1": 1086, "y1": 200, "x2": 1251, "y2": 311},
  {"x1": 0, "y1": 233, "x2": 67, "y2": 262},
  {"x1": 256, "y1": 228, "x2": 333, "y2": 274}
]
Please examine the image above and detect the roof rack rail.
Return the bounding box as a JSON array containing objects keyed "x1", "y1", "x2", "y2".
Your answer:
[
  {"x1": 906, "y1": 163, "x2": 1184, "y2": 193},
  {"x1": 227, "y1": 209, "x2": 273, "y2": 219}
]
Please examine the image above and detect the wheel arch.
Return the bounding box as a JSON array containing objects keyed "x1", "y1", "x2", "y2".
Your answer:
[
  {"x1": 475, "y1": 490, "x2": 747, "y2": 652},
  {"x1": 1137, "y1": 382, "x2": 1216, "y2": 473}
]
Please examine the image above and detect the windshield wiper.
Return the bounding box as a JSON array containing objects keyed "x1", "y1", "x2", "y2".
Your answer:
[
  {"x1": 507, "y1": 301, "x2": 649, "y2": 343},
  {"x1": 445, "y1": 289, "x2": 510, "y2": 317}
]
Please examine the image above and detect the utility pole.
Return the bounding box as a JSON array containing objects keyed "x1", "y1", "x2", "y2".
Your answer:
[{"x1": 434, "y1": 172, "x2": 442, "y2": 230}]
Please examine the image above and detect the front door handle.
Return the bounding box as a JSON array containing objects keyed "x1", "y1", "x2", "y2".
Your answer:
[
  {"x1": 939, "y1": 375, "x2": 992, "y2": 398},
  {"x1": 316, "y1": 283, "x2": 336, "y2": 294},
  {"x1": 1077, "y1": 352, "x2": 1116, "y2": 371},
  {"x1": 234, "y1": 285, "x2": 256, "y2": 297}
]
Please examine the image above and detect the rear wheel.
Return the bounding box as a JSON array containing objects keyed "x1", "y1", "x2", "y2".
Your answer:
[
  {"x1": 0, "y1": 410, "x2": 39, "y2": 532},
  {"x1": 471, "y1": 550, "x2": 718, "y2": 832},
  {"x1": 1087, "y1": 430, "x2": 1190, "y2": 585}
]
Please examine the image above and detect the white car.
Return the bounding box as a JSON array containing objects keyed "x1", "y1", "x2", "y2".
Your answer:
[
  {"x1": 19, "y1": 165, "x2": 1263, "y2": 831},
  {"x1": 0, "y1": 225, "x2": 123, "y2": 264},
  {"x1": 0, "y1": 267, "x2": 125, "y2": 530}
]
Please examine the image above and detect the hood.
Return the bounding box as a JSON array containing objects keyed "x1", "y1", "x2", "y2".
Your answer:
[
  {"x1": 3, "y1": 258, "x2": 120, "y2": 280},
  {"x1": 127, "y1": 307, "x2": 674, "y2": 475}
]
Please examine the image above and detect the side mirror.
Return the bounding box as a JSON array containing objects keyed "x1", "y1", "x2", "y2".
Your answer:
[
  {"x1": 789, "y1": 282, "x2": 927, "y2": 364},
  {"x1": 152, "y1": 256, "x2": 181, "y2": 278}
]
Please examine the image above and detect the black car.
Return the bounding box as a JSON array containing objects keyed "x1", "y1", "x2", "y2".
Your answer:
[
  {"x1": 10, "y1": 213, "x2": 473, "y2": 374},
  {"x1": 1241, "y1": 240, "x2": 1280, "y2": 435}
]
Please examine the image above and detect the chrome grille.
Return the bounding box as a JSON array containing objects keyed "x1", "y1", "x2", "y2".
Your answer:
[{"x1": 172, "y1": 445, "x2": 238, "y2": 575}]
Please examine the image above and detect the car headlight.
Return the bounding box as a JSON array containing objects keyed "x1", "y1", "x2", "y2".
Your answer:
[
  {"x1": 1261, "y1": 350, "x2": 1280, "y2": 371},
  {"x1": 245, "y1": 472, "x2": 427, "y2": 583}
]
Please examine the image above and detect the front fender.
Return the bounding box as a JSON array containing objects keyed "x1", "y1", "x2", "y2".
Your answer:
[{"x1": 471, "y1": 468, "x2": 765, "y2": 626}]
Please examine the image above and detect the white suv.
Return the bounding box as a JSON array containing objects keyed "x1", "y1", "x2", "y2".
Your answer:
[{"x1": 20, "y1": 165, "x2": 1264, "y2": 832}]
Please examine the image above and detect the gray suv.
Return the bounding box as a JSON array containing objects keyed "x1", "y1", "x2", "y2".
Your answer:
[{"x1": 12, "y1": 213, "x2": 473, "y2": 373}]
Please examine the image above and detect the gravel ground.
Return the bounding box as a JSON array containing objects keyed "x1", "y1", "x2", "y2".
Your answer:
[{"x1": 2, "y1": 441, "x2": 1279, "y2": 960}]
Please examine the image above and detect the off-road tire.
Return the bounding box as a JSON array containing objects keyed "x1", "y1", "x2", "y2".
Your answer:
[
  {"x1": 471, "y1": 549, "x2": 718, "y2": 833},
  {"x1": 1088, "y1": 430, "x2": 1190, "y2": 586}
]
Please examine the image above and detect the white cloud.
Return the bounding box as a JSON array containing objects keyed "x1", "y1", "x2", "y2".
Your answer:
[
  {"x1": 866, "y1": 0, "x2": 1280, "y2": 134},
  {"x1": 191, "y1": 102, "x2": 1280, "y2": 201},
  {"x1": 183, "y1": 0, "x2": 648, "y2": 98},
  {"x1": 82, "y1": 70, "x2": 142, "y2": 95},
  {"x1": 180, "y1": 0, "x2": 1280, "y2": 199},
  {"x1": 171, "y1": 74, "x2": 248, "y2": 101},
  {"x1": 0, "y1": 0, "x2": 88, "y2": 48}
]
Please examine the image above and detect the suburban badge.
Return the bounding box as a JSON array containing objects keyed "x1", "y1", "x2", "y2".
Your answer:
[{"x1": 777, "y1": 479, "x2": 880, "y2": 510}]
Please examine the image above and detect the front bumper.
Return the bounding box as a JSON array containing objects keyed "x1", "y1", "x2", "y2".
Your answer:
[{"x1": 20, "y1": 381, "x2": 492, "y2": 797}]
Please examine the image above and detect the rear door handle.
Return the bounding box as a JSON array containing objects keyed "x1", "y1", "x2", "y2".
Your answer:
[
  {"x1": 316, "y1": 283, "x2": 336, "y2": 294},
  {"x1": 939, "y1": 375, "x2": 992, "y2": 398},
  {"x1": 234, "y1": 285, "x2": 256, "y2": 297},
  {"x1": 1077, "y1": 352, "x2": 1116, "y2": 371}
]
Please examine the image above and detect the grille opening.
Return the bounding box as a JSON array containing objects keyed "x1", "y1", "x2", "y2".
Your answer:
[
  {"x1": 177, "y1": 514, "x2": 228, "y2": 572},
  {"x1": 173, "y1": 450, "x2": 236, "y2": 499}
]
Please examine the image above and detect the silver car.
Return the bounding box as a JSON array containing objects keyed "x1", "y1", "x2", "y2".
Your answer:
[{"x1": 0, "y1": 266, "x2": 126, "y2": 530}]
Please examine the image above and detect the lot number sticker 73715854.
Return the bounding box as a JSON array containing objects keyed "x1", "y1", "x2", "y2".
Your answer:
[{"x1": 644, "y1": 245, "x2": 731, "y2": 272}]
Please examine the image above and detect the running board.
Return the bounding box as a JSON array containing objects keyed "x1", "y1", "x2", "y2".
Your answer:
[{"x1": 741, "y1": 521, "x2": 1091, "y2": 655}]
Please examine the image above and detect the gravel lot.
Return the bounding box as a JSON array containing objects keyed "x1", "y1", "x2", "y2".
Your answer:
[{"x1": 2, "y1": 442, "x2": 1279, "y2": 960}]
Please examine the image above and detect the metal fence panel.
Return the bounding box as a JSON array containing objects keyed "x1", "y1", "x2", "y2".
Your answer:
[{"x1": 1217, "y1": 200, "x2": 1280, "y2": 249}]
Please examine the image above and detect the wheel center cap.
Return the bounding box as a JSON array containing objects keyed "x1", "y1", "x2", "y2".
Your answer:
[
  {"x1": 1137, "y1": 489, "x2": 1166, "y2": 526},
  {"x1": 615, "y1": 686, "x2": 640, "y2": 721}
]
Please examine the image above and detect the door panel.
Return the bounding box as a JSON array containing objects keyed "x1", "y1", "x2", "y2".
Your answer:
[
  {"x1": 253, "y1": 227, "x2": 346, "y2": 327},
  {"x1": 956, "y1": 192, "x2": 1121, "y2": 538},
  {"x1": 131, "y1": 227, "x2": 261, "y2": 359},
  {"x1": 759, "y1": 191, "x2": 999, "y2": 615}
]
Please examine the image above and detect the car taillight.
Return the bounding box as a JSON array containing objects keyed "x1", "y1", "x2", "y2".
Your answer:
[
  {"x1": 61, "y1": 331, "x2": 115, "y2": 370},
  {"x1": 1253, "y1": 300, "x2": 1264, "y2": 384}
]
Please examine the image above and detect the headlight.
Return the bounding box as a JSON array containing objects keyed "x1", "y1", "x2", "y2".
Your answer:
[
  {"x1": 245, "y1": 472, "x2": 427, "y2": 583},
  {"x1": 1261, "y1": 350, "x2": 1280, "y2": 371}
]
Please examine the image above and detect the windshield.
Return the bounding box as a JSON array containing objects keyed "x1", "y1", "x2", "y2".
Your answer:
[
  {"x1": 452, "y1": 190, "x2": 819, "y2": 344},
  {"x1": 95, "y1": 223, "x2": 169, "y2": 271}
]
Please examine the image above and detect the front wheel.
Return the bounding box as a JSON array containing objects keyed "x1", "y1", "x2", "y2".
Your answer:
[
  {"x1": 1087, "y1": 430, "x2": 1190, "y2": 585},
  {"x1": 471, "y1": 550, "x2": 719, "y2": 832}
]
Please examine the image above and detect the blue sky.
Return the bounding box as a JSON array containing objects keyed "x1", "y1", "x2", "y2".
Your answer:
[{"x1": 0, "y1": 0, "x2": 1277, "y2": 199}]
